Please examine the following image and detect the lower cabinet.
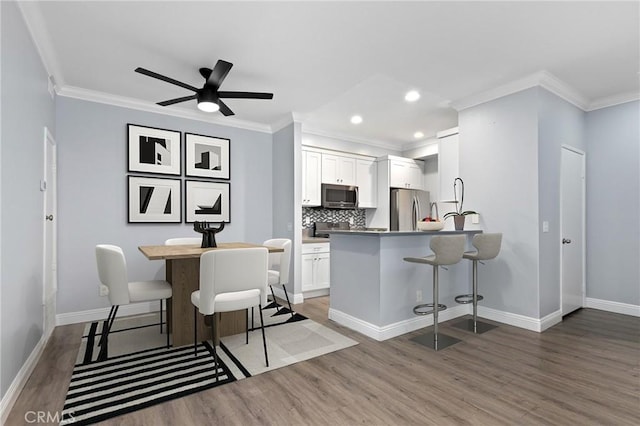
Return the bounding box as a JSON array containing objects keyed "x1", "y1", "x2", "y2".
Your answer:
[{"x1": 301, "y1": 243, "x2": 330, "y2": 292}]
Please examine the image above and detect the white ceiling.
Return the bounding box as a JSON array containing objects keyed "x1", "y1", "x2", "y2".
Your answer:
[{"x1": 22, "y1": 1, "x2": 639, "y2": 147}]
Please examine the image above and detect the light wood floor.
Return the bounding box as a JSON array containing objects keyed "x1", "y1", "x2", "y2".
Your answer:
[{"x1": 6, "y1": 298, "x2": 640, "y2": 425}]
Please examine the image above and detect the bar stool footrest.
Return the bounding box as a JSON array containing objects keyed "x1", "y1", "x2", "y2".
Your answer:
[
  {"x1": 413, "y1": 303, "x2": 447, "y2": 316},
  {"x1": 454, "y1": 294, "x2": 484, "y2": 304}
]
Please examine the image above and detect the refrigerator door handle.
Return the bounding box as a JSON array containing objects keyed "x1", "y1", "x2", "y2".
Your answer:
[{"x1": 411, "y1": 196, "x2": 417, "y2": 231}]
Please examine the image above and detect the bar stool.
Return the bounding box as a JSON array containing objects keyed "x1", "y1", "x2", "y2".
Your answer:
[
  {"x1": 452, "y1": 233, "x2": 502, "y2": 334},
  {"x1": 404, "y1": 235, "x2": 466, "y2": 350}
]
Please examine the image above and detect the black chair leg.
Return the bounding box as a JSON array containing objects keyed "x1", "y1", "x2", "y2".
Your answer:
[
  {"x1": 258, "y1": 304, "x2": 269, "y2": 367},
  {"x1": 212, "y1": 314, "x2": 219, "y2": 382},
  {"x1": 160, "y1": 300, "x2": 163, "y2": 334},
  {"x1": 98, "y1": 305, "x2": 118, "y2": 360},
  {"x1": 193, "y1": 307, "x2": 198, "y2": 357},
  {"x1": 282, "y1": 284, "x2": 294, "y2": 318},
  {"x1": 270, "y1": 285, "x2": 280, "y2": 312},
  {"x1": 246, "y1": 309, "x2": 249, "y2": 344},
  {"x1": 98, "y1": 305, "x2": 117, "y2": 347}
]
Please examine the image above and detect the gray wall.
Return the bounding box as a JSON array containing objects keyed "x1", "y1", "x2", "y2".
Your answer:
[
  {"x1": 458, "y1": 88, "x2": 541, "y2": 318},
  {"x1": 1, "y1": 0, "x2": 56, "y2": 397},
  {"x1": 55, "y1": 96, "x2": 273, "y2": 314},
  {"x1": 537, "y1": 88, "x2": 586, "y2": 317},
  {"x1": 585, "y1": 101, "x2": 640, "y2": 305}
]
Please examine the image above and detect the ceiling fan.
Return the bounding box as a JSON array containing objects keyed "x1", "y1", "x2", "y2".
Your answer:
[{"x1": 135, "y1": 59, "x2": 273, "y2": 116}]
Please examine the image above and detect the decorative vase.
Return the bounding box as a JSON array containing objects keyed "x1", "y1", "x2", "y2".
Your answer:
[{"x1": 453, "y1": 215, "x2": 465, "y2": 231}]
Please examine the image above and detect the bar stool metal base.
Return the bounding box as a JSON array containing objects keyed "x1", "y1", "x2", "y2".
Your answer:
[
  {"x1": 411, "y1": 331, "x2": 461, "y2": 351},
  {"x1": 452, "y1": 318, "x2": 498, "y2": 334}
]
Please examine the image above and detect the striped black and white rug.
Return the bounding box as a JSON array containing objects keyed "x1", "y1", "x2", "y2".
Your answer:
[{"x1": 62, "y1": 307, "x2": 357, "y2": 425}]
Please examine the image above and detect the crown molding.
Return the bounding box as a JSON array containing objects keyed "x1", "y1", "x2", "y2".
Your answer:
[
  {"x1": 301, "y1": 126, "x2": 401, "y2": 151},
  {"x1": 451, "y1": 70, "x2": 590, "y2": 112},
  {"x1": 400, "y1": 136, "x2": 438, "y2": 152},
  {"x1": 17, "y1": 1, "x2": 65, "y2": 88},
  {"x1": 56, "y1": 85, "x2": 272, "y2": 133},
  {"x1": 587, "y1": 91, "x2": 640, "y2": 111}
]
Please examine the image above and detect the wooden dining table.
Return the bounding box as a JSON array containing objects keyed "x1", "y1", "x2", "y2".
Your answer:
[{"x1": 138, "y1": 242, "x2": 284, "y2": 347}]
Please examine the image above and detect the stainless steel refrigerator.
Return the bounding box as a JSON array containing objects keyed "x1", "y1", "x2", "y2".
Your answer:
[{"x1": 390, "y1": 189, "x2": 431, "y2": 231}]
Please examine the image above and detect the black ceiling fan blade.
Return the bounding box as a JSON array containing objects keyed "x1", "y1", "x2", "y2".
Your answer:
[
  {"x1": 157, "y1": 95, "x2": 197, "y2": 106},
  {"x1": 135, "y1": 67, "x2": 198, "y2": 92},
  {"x1": 207, "y1": 60, "x2": 233, "y2": 87},
  {"x1": 217, "y1": 99, "x2": 234, "y2": 116},
  {"x1": 218, "y1": 91, "x2": 274, "y2": 99}
]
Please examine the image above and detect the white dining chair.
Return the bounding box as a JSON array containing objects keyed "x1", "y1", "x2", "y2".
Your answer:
[
  {"x1": 263, "y1": 238, "x2": 293, "y2": 316},
  {"x1": 164, "y1": 237, "x2": 202, "y2": 245},
  {"x1": 95, "y1": 245, "x2": 173, "y2": 358},
  {"x1": 191, "y1": 247, "x2": 269, "y2": 380}
]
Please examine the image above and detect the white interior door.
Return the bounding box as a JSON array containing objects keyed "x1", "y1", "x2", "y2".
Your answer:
[
  {"x1": 43, "y1": 128, "x2": 57, "y2": 333},
  {"x1": 561, "y1": 146, "x2": 585, "y2": 316}
]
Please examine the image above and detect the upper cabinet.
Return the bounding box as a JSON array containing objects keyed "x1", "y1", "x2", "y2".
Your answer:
[
  {"x1": 321, "y1": 153, "x2": 356, "y2": 186},
  {"x1": 302, "y1": 149, "x2": 322, "y2": 207},
  {"x1": 356, "y1": 159, "x2": 377, "y2": 208},
  {"x1": 437, "y1": 129, "x2": 459, "y2": 202},
  {"x1": 389, "y1": 157, "x2": 424, "y2": 190}
]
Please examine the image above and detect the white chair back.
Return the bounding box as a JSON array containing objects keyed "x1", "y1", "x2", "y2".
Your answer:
[
  {"x1": 263, "y1": 238, "x2": 292, "y2": 285},
  {"x1": 165, "y1": 237, "x2": 201, "y2": 245},
  {"x1": 430, "y1": 235, "x2": 466, "y2": 265},
  {"x1": 199, "y1": 248, "x2": 269, "y2": 314},
  {"x1": 95, "y1": 245, "x2": 130, "y2": 305},
  {"x1": 471, "y1": 233, "x2": 502, "y2": 260}
]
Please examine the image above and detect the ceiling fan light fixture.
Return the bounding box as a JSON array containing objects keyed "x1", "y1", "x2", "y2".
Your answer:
[
  {"x1": 197, "y1": 101, "x2": 220, "y2": 112},
  {"x1": 197, "y1": 88, "x2": 220, "y2": 112}
]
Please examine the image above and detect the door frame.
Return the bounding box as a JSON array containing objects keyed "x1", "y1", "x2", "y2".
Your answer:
[
  {"x1": 42, "y1": 127, "x2": 57, "y2": 333},
  {"x1": 559, "y1": 144, "x2": 586, "y2": 315}
]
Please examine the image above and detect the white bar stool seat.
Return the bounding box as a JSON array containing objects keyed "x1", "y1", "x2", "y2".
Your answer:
[{"x1": 404, "y1": 235, "x2": 466, "y2": 351}]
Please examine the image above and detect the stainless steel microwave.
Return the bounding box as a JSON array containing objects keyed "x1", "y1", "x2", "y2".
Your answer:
[{"x1": 321, "y1": 184, "x2": 359, "y2": 209}]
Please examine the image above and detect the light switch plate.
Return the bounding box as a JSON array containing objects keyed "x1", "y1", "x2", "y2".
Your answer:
[
  {"x1": 542, "y1": 221, "x2": 549, "y2": 233},
  {"x1": 471, "y1": 214, "x2": 479, "y2": 224}
]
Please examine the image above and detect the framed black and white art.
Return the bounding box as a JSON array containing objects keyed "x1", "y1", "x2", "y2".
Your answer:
[
  {"x1": 185, "y1": 133, "x2": 230, "y2": 179},
  {"x1": 128, "y1": 124, "x2": 181, "y2": 175},
  {"x1": 128, "y1": 176, "x2": 181, "y2": 223},
  {"x1": 185, "y1": 180, "x2": 230, "y2": 223}
]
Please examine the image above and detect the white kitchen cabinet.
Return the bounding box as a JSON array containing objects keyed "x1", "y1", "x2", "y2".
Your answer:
[
  {"x1": 389, "y1": 157, "x2": 424, "y2": 190},
  {"x1": 438, "y1": 131, "x2": 459, "y2": 202},
  {"x1": 321, "y1": 153, "x2": 356, "y2": 186},
  {"x1": 356, "y1": 159, "x2": 377, "y2": 208},
  {"x1": 302, "y1": 150, "x2": 322, "y2": 206},
  {"x1": 301, "y1": 243, "x2": 330, "y2": 291}
]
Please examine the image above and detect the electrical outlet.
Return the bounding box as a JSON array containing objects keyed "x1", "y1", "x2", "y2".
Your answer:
[
  {"x1": 99, "y1": 286, "x2": 109, "y2": 296},
  {"x1": 349, "y1": 217, "x2": 354, "y2": 225},
  {"x1": 471, "y1": 214, "x2": 480, "y2": 224},
  {"x1": 304, "y1": 217, "x2": 310, "y2": 225},
  {"x1": 542, "y1": 221, "x2": 549, "y2": 233},
  {"x1": 416, "y1": 290, "x2": 423, "y2": 302}
]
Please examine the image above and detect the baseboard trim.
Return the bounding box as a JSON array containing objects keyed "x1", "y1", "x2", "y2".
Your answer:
[
  {"x1": 585, "y1": 298, "x2": 640, "y2": 317},
  {"x1": 270, "y1": 286, "x2": 304, "y2": 305},
  {"x1": 56, "y1": 302, "x2": 158, "y2": 326},
  {"x1": 302, "y1": 288, "x2": 329, "y2": 300},
  {"x1": 328, "y1": 305, "x2": 468, "y2": 341},
  {"x1": 477, "y1": 306, "x2": 561, "y2": 332},
  {"x1": 0, "y1": 327, "x2": 54, "y2": 424}
]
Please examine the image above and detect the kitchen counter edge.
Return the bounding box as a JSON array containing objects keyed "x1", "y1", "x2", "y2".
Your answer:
[{"x1": 327, "y1": 230, "x2": 482, "y2": 236}]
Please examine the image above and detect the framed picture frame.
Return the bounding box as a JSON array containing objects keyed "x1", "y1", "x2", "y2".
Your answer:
[
  {"x1": 185, "y1": 180, "x2": 230, "y2": 223},
  {"x1": 185, "y1": 133, "x2": 230, "y2": 179},
  {"x1": 128, "y1": 124, "x2": 181, "y2": 175},
  {"x1": 128, "y1": 176, "x2": 181, "y2": 223}
]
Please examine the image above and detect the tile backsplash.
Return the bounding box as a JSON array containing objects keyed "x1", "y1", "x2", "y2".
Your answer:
[{"x1": 302, "y1": 207, "x2": 366, "y2": 229}]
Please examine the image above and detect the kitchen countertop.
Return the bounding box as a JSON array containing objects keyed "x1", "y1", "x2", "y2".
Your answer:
[
  {"x1": 327, "y1": 229, "x2": 482, "y2": 236},
  {"x1": 302, "y1": 237, "x2": 330, "y2": 243}
]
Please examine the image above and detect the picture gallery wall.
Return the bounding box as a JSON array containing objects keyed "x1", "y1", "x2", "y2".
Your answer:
[{"x1": 127, "y1": 123, "x2": 231, "y2": 223}]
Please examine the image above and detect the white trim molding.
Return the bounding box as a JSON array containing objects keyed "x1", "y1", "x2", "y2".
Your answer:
[
  {"x1": 585, "y1": 298, "x2": 640, "y2": 317},
  {"x1": 328, "y1": 305, "x2": 468, "y2": 341},
  {"x1": 0, "y1": 327, "x2": 54, "y2": 424},
  {"x1": 56, "y1": 86, "x2": 272, "y2": 134},
  {"x1": 451, "y1": 70, "x2": 590, "y2": 112},
  {"x1": 271, "y1": 287, "x2": 304, "y2": 305},
  {"x1": 56, "y1": 301, "x2": 157, "y2": 326},
  {"x1": 477, "y1": 306, "x2": 563, "y2": 332},
  {"x1": 586, "y1": 92, "x2": 640, "y2": 111},
  {"x1": 301, "y1": 126, "x2": 400, "y2": 151}
]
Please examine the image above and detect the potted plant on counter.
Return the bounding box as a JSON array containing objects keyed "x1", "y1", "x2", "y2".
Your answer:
[{"x1": 443, "y1": 177, "x2": 477, "y2": 230}]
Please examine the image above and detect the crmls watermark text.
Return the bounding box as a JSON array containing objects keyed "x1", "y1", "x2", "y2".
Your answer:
[{"x1": 24, "y1": 411, "x2": 75, "y2": 423}]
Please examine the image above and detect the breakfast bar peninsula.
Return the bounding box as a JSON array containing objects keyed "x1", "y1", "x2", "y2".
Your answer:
[{"x1": 327, "y1": 229, "x2": 482, "y2": 341}]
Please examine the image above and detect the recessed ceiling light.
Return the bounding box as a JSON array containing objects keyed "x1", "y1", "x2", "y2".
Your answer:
[
  {"x1": 350, "y1": 115, "x2": 363, "y2": 124},
  {"x1": 405, "y1": 90, "x2": 420, "y2": 102},
  {"x1": 414, "y1": 131, "x2": 424, "y2": 139}
]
